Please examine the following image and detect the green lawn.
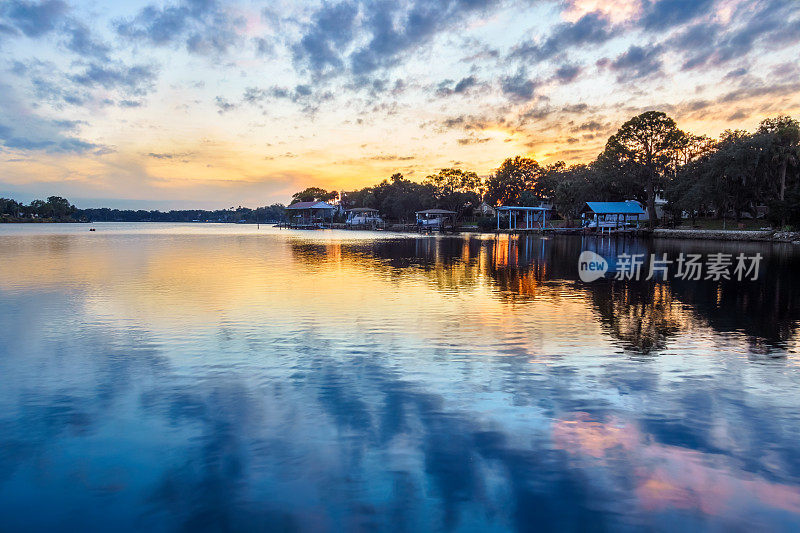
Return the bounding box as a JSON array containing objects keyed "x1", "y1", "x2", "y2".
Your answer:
[{"x1": 672, "y1": 219, "x2": 773, "y2": 231}]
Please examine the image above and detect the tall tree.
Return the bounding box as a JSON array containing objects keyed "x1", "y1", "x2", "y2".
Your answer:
[
  {"x1": 603, "y1": 111, "x2": 686, "y2": 225},
  {"x1": 544, "y1": 164, "x2": 593, "y2": 226},
  {"x1": 757, "y1": 116, "x2": 800, "y2": 203},
  {"x1": 423, "y1": 168, "x2": 482, "y2": 217},
  {"x1": 484, "y1": 156, "x2": 542, "y2": 206},
  {"x1": 291, "y1": 187, "x2": 338, "y2": 204}
]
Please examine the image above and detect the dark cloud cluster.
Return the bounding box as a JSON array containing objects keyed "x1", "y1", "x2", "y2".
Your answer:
[
  {"x1": 0, "y1": 0, "x2": 67, "y2": 37},
  {"x1": 62, "y1": 21, "x2": 110, "y2": 60},
  {"x1": 676, "y1": 0, "x2": 799, "y2": 72},
  {"x1": 500, "y1": 68, "x2": 539, "y2": 102},
  {"x1": 115, "y1": 0, "x2": 244, "y2": 56},
  {"x1": 640, "y1": 0, "x2": 716, "y2": 31},
  {"x1": 601, "y1": 45, "x2": 664, "y2": 81},
  {"x1": 435, "y1": 76, "x2": 480, "y2": 97},
  {"x1": 553, "y1": 64, "x2": 581, "y2": 84},
  {"x1": 293, "y1": 0, "x2": 500, "y2": 77},
  {"x1": 240, "y1": 85, "x2": 334, "y2": 115},
  {"x1": 71, "y1": 63, "x2": 158, "y2": 95},
  {"x1": 510, "y1": 11, "x2": 618, "y2": 62}
]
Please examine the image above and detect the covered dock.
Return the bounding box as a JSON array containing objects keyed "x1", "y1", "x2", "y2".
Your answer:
[
  {"x1": 581, "y1": 201, "x2": 645, "y2": 231},
  {"x1": 416, "y1": 209, "x2": 457, "y2": 231},
  {"x1": 495, "y1": 206, "x2": 550, "y2": 231},
  {"x1": 345, "y1": 207, "x2": 384, "y2": 228},
  {"x1": 284, "y1": 201, "x2": 336, "y2": 228}
]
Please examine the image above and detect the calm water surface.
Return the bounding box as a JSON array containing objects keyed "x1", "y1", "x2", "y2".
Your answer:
[{"x1": 2, "y1": 223, "x2": 800, "y2": 532}]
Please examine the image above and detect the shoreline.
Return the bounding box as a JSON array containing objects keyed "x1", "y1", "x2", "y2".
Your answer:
[
  {"x1": 474, "y1": 227, "x2": 800, "y2": 243},
  {"x1": 3, "y1": 220, "x2": 800, "y2": 244},
  {"x1": 650, "y1": 228, "x2": 800, "y2": 243}
]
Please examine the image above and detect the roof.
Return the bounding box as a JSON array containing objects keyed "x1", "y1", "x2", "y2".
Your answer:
[
  {"x1": 415, "y1": 209, "x2": 456, "y2": 215},
  {"x1": 583, "y1": 201, "x2": 645, "y2": 215},
  {"x1": 496, "y1": 206, "x2": 549, "y2": 211},
  {"x1": 286, "y1": 201, "x2": 336, "y2": 210},
  {"x1": 346, "y1": 207, "x2": 379, "y2": 213}
]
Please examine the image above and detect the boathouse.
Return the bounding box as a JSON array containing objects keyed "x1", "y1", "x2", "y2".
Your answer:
[
  {"x1": 285, "y1": 201, "x2": 336, "y2": 228},
  {"x1": 495, "y1": 206, "x2": 550, "y2": 230},
  {"x1": 581, "y1": 201, "x2": 645, "y2": 229},
  {"x1": 345, "y1": 207, "x2": 383, "y2": 227},
  {"x1": 415, "y1": 209, "x2": 456, "y2": 230}
]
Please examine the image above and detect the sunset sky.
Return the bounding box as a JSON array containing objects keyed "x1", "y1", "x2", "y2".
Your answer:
[{"x1": 1, "y1": 0, "x2": 799, "y2": 208}]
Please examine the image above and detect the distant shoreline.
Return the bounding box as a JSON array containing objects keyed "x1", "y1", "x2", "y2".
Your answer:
[{"x1": 3, "y1": 220, "x2": 799, "y2": 244}]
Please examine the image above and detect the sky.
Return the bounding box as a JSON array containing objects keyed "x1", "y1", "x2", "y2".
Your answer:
[{"x1": 0, "y1": 0, "x2": 799, "y2": 209}]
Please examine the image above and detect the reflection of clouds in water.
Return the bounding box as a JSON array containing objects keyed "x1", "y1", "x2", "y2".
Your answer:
[
  {"x1": 554, "y1": 412, "x2": 800, "y2": 520},
  {"x1": 4, "y1": 295, "x2": 800, "y2": 529},
  {"x1": 2, "y1": 229, "x2": 800, "y2": 529}
]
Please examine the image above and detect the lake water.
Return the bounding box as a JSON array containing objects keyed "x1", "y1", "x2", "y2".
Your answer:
[{"x1": 2, "y1": 223, "x2": 800, "y2": 532}]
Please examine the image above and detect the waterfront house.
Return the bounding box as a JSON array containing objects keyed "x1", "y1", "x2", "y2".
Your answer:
[
  {"x1": 286, "y1": 201, "x2": 336, "y2": 227},
  {"x1": 476, "y1": 202, "x2": 496, "y2": 217},
  {"x1": 346, "y1": 207, "x2": 383, "y2": 227},
  {"x1": 495, "y1": 206, "x2": 550, "y2": 230},
  {"x1": 581, "y1": 201, "x2": 645, "y2": 229}
]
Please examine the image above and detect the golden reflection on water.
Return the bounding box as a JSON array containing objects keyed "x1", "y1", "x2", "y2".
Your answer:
[
  {"x1": 0, "y1": 230, "x2": 616, "y2": 358},
  {"x1": 0, "y1": 227, "x2": 795, "y2": 357}
]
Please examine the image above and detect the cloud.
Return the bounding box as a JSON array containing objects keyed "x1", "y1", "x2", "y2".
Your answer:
[
  {"x1": 115, "y1": 0, "x2": 243, "y2": 56},
  {"x1": 62, "y1": 21, "x2": 110, "y2": 60},
  {"x1": 719, "y1": 81, "x2": 800, "y2": 104},
  {"x1": 70, "y1": 63, "x2": 158, "y2": 95},
  {"x1": 639, "y1": 0, "x2": 715, "y2": 31},
  {"x1": 292, "y1": 1, "x2": 359, "y2": 73},
  {"x1": 241, "y1": 85, "x2": 333, "y2": 115},
  {"x1": 663, "y1": 0, "x2": 800, "y2": 72},
  {"x1": 571, "y1": 120, "x2": 608, "y2": 133},
  {"x1": 500, "y1": 68, "x2": 539, "y2": 102},
  {"x1": 553, "y1": 64, "x2": 582, "y2": 83},
  {"x1": 1, "y1": 0, "x2": 67, "y2": 38},
  {"x1": 215, "y1": 96, "x2": 236, "y2": 113},
  {"x1": 253, "y1": 37, "x2": 274, "y2": 56},
  {"x1": 457, "y1": 136, "x2": 490, "y2": 145},
  {"x1": 293, "y1": 0, "x2": 500, "y2": 77},
  {"x1": 365, "y1": 154, "x2": 415, "y2": 161},
  {"x1": 435, "y1": 76, "x2": 480, "y2": 97},
  {"x1": 603, "y1": 45, "x2": 663, "y2": 80},
  {"x1": 0, "y1": 83, "x2": 108, "y2": 154},
  {"x1": 146, "y1": 152, "x2": 194, "y2": 160},
  {"x1": 510, "y1": 11, "x2": 617, "y2": 62},
  {"x1": 440, "y1": 114, "x2": 495, "y2": 131}
]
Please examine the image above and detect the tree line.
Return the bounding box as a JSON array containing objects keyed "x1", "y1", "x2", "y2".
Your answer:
[
  {"x1": 0, "y1": 198, "x2": 287, "y2": 224},
  {"x1": 4, "y1": 111, "x2": 797, "y2": 228},
  {"x1": 293, "y1": 111, "x2": 800, "y2": 228},
  {"x1": 0, "y1": 196, "x2": 77, "y2": 222}
]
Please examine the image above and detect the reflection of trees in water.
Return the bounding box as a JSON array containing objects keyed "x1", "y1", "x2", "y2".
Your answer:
[
  {"x1": 586, "y1": 282, "x2": 692, "y2": 353},
  {"x1": 287, "y1": 234, "x2": 800, "y2": 353},
  {"x1": 651, "y1": 240, "x2": 800, "y2": 352}
]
